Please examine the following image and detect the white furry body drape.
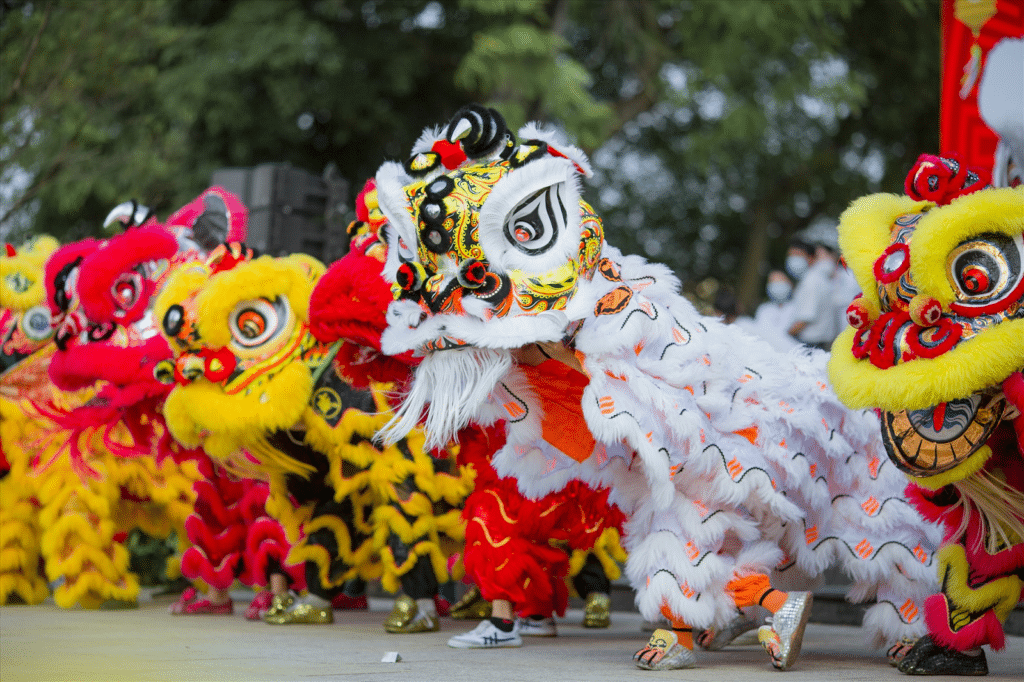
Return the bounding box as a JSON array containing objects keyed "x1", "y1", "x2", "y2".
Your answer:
[{"x1": 392, "y1": 245, "x2": 943, "y2": 646}]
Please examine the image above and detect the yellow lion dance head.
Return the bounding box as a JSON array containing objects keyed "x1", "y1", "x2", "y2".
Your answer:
[
  {"x1": 1, "y1": 236, "x2": 59, "y2": 375},
  {"x1": 153, "y1": 244, "x2": 332, "y2": 471},
  {"x1": 829, "y1": 156, "x2": 1023, "y2": 490}
]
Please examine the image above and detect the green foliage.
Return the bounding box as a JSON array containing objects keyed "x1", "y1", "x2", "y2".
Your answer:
[
  {"x1": 580, "y1": 0, "x2": 939, "y2": 309},
  {"x1": 1, "y1": 0, "x2": 190, "y2": 239},
  {"x1": 454, "y1": 0, "x2": 615, "y2": 149},
  {"x1": 1, "y1": 0, "x2": 475, "y2": 241}
]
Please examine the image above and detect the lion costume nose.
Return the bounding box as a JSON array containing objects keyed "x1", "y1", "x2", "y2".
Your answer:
[
  {"x1": 153, "y1": 360, "x2": 175, "y2": 385},
  {"x1": 176, "y1": 355, "x2": 205, "y2": 382},
  {"x1": 908, "y1": 295, "x2": 944, "y2": 327}
]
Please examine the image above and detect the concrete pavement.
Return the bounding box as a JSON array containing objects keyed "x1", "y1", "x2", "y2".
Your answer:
[{"x1": 1, "y1": 591, "x2": 1021, "y2": 682}]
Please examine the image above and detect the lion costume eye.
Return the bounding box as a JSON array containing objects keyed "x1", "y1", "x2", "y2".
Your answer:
[
  {"x1": 947, "y1": 233, "x2": 1023, "y2": 312},
  {"x1": 228, "y1": 298, "x2": 283, "y2": 348},
  {"x1": 21, "y1": 305, "x2": 52, "y2": 341},
  {"x1": 52, "y1": 260, "x2": 80, "y2": 312},
  {"x1": 503, "y1": 183, "x2": 567, "y2": 255},
  {"x1": 111, "y1": 270, "x2": 142, "y2": 313}
]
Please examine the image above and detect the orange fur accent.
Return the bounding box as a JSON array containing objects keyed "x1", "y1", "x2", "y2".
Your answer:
[
  {"x1": 762, "y1": 589, "x2": 789, "y2": 613},
  {"x1": 727, "y1": 573, "x2": 772, "y2": 608}
]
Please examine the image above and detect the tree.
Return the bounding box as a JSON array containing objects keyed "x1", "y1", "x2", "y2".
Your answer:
[
  {"x1": 570, "y1": 0, "x2": 939, "y2": 312},
  {"x1": 448, "y1": 0, "x2": 938, "y2": 309},
  {"x1": 1, "y1": 1, "x2": 190, "y2": 239},
  {"x1": 1, "y1": 0, "x2": 477, "y2": 241}
]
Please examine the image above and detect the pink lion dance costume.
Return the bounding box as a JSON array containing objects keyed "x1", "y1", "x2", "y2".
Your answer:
[
  {"x1": 371, "y1": 105, "x2": 943, "y2": 670},
  {"x1": 37, "y1": 189, "x2": 296, "y2": 611}
]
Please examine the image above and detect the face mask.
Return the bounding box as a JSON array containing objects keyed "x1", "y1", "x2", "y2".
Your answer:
[
  {"x1": 785, "y1": 255, "x2": 809, "y2": 280},
  {"x1": 766, "y1": 280, "x2": 793, "y2": 303}
]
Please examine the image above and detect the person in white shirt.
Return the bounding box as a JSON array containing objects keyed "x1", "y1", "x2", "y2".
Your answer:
[
  {"x1": 785, "y1": 238, "x2": 838, "y2": 350},
  {"x1": 830, "y1": 259, "x2": 862, "y2": 339},
  {"x1": 752, "y1": 270, "x2": 800, "y2": 353}
]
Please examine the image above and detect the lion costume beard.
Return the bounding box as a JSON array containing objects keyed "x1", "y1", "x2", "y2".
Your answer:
[{"x1": 382, "y1": 346, "x2": 512, "y2": 450}]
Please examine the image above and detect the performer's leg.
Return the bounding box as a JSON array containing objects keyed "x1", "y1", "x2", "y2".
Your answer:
[
  {"x1": 573, "y1": 552, "x2": 612, "y2": 628},
  {"x1": 269, "y1": 569, "x2": 289, "y2": 597},
  {"x1": 384, "y1": 555, "x2": 440, "y2": 633},
  {"x1": 634, "y1": 605, "x2": 697, "y2": 671},
  {"x1": 897, "y1": 544, "x2": 1011, "y2": 676},
  {"x1": 265, "y1": 498, "x2": 359, "y2": 625},
  {"x1": 727, "y1": 573, "x2": 812, "y2": 671}
]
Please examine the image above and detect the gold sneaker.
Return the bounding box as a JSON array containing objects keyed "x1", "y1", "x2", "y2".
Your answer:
[
  {"x1": 264, "y1": 600, "x2": 334, "y2": 625},
  {"x1": 383, "y1": 595, "x2": 439, "y2": 633},
  {"x1": 262, "y1": 594, "x2": 294, "y2": 620},
  {"x1": 449, "y1": 585, "x2": 492, "y2": 620},
  {"x1": 582, "y1": 592, "x2": 611, "y2": 628}
]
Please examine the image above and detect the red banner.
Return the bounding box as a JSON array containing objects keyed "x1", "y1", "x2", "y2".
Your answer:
[{"x1": 940, "y1": 0, "x2": 1023, "y2": 173}]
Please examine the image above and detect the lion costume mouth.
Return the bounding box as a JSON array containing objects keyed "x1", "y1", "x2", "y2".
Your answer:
[{"x1": 880, "y1": 390, "x2": 1009, "y2": 477}]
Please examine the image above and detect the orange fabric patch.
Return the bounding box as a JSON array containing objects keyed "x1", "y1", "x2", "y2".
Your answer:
[
  {"x1": 733, "y1": 425, "x2": 759, "y2": 445},
  {"x1": 855, "y1": 539, "x2": 874, "y2": 559},
  {"x1": 899, "y1": 599, "x2": 919, "y2": 622},
  {"x1": 519, "y1": 359, "x2": 596, "y2": 463}
]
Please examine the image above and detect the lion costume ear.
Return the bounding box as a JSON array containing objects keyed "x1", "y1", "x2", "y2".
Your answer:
[
  {"x1": 166, "y1": 187, "x2": 249, "y2": 250},
  {"x1": 516, "y1": 122, "x2": 593, "y2": 178},
  {"x1": 287, "y1": 253, "x2": 327, "y2": 285}
]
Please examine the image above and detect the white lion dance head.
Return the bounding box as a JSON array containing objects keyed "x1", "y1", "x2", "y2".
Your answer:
[{"x1": 375, "y1": 105, "x2": 605, "y2": 446}]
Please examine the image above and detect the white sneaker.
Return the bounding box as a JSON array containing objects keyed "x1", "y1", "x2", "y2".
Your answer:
[
  {"x1": 448, "y1": 619, "x2": 523, "y2": 649},
  {"x1": 516, "y1": 616, "x2": 557, "y2": 637}
]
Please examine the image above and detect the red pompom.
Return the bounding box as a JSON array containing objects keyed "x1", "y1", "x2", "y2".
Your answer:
[
  {"x1": 431, "y1": 139, "x2": 467, "y2": 169},
  {"x1": 846, "y1": 298, "x2": 871, "y2": 330},
  {"x1": 202, "y1": 347, "x2": 237, "y2": 382},
  {"x1": 904, "y1": 153, "x2": 990, "y2": 205},
  {"x1": 909, "y1": 296, "x2": 943, "y2": 327}
]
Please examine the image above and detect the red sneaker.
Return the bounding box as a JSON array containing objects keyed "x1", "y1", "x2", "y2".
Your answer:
[
  {"x1": 184, "y1": 599, "x2": 233, "y2": 615},
  {"x1": 169, "y1": 587, "x2": 199, "y2": 614},
  {"x1": 331, "y1": 593, "x2": 368, "y2": 610},
  {"x1": 434, "y1": 594, "x2": 451, "y2": 617},
  {"x1": 245, "y1": 591, "x2": 274, "y2": 620},
  {"x1": 169, "y1": 587, "x2": 233, "y2": 615}
]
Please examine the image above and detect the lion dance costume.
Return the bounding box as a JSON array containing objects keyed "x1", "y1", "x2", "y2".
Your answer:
[
  {"x1": 307, "y1": 181, "x2": 627, "y2": 634},
  {"x1": 371, "y1": 105, "x2": 943, "y2": 670},
  {"x1": 1, "y1": 235, "x2": 60, "y2": 605},
  {"x1": 21, "y1": 188, "x2": 293, "y2": 611},
  {"x1": 154, "y1": 242, "x2": 474, "y2": 629},
  {"x1": 829, "y1": 155, "x2": 1023, "y2": 675}
]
